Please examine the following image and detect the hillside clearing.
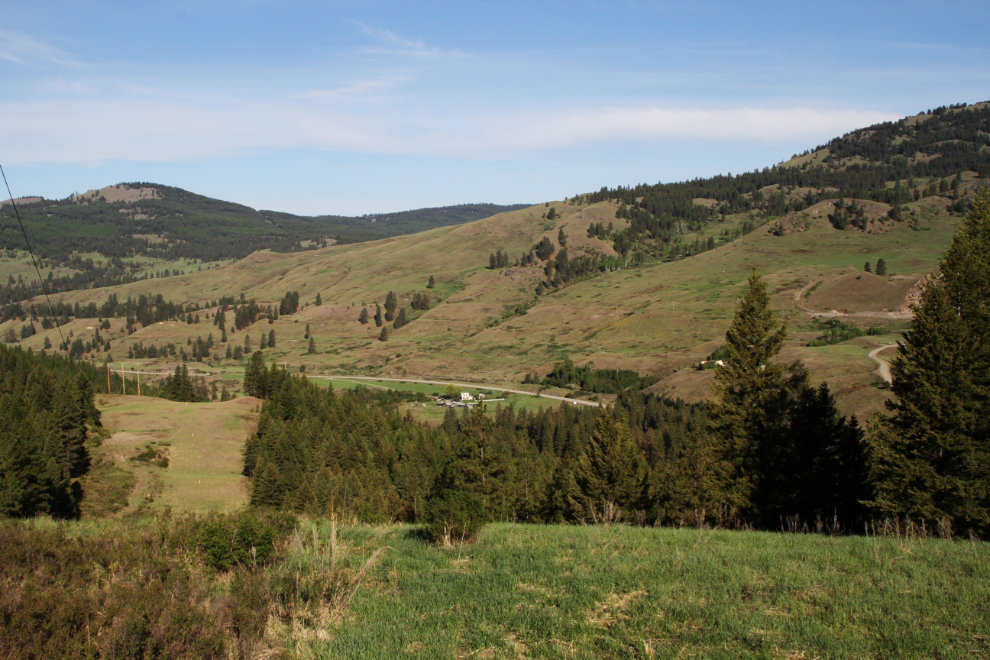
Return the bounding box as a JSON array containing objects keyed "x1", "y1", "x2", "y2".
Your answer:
[{"x1": 95, "y1": 395, "x2": 259, "y2": 513}]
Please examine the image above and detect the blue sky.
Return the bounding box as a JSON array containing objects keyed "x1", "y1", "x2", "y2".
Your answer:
[{"x1": 1, "y1": 1, "x2": 987, "y2": 215}]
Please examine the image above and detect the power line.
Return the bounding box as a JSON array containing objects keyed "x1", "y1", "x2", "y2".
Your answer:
[{"x1": 0, "y1": 163, "x2": 69, "y2": 356}]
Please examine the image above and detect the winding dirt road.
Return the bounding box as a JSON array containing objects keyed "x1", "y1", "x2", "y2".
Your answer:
[{"x1": 868, "y1": 344, "x2": 899, "y2": 384}]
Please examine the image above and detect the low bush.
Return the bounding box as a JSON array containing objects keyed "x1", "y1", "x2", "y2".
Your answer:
[{"x1": 422, "y1": 490, "x2": 488, "y2": 544}]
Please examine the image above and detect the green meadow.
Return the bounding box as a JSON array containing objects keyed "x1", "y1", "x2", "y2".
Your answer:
[{"x1": 295, "y1": 521, "x2": 989, "y2": 659}]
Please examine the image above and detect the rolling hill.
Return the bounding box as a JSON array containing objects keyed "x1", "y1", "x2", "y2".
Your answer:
[
  {"x1": 0, "y1": 183, "x2": 526, "y2": 304},
  {"x1": 3, "y1": 101, "x2": 989, "y2": 420}
]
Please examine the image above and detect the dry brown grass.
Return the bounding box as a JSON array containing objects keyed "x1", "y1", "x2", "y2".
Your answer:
[
  {"x1": 807, "y1": 272, "x2": 919, "y2": 313},
  {"x1": 97, "y1": 395, "x2": 259, "y2": 513}
]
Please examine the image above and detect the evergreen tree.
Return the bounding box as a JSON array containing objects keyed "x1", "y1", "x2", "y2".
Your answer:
[
  {"x1": 359, "y1": 308, "x2": 369, "y2": 324},
  {"x1": 225, "y1": 343, "x2": 232, "y2": 359},
  {"x1": 243, "y1": 351, "x2": 267, "y2": 398},
  {"x1": 567, "y1": 408, "x2": 648, "y2": 523},
  {"x1": 374, "y1": 305, "x2": 383, "y2": 327},
  {"x1": 864, "y1": 261, "x2": 872, "y2": 273},
  {"x1": 259, "y1": 333, "x2": 267, "y2": 350},
  {"x1": 867, "y1": 189, "x2": 990, "y2": 535},
  {"x1": 268, "y1": 329, "x2": 275, "y2": 348},
  {"x1": 250, "y1": 461, "x2": 284, "y2": 507},
  {"x1": 708, "y1": 269, "x2": 793, "y2": 521},
  {"x1": 785, "y1": 383, "x2": 868, "y2": 526},
  {"x1": 315, "y1": 292, "x2": 322, "y2": 306},
  {"x1": 875, "y1": 258, "x2": 887, "y2": 276},
  {"x1": 379, "y1": 327, "x2": 389, "y2": 341},
  {"x1": 427, "y1": 275, "x2": 435, "y2": 289},
  {"x1": 558, "y1": 227, "x2": 567, "y2": 247},
  {"x1": 307, "y1": 337, "x2": 316, "y2": 354},
  {"x1": 393, "y1": 307, "x2": 407, "y2": 329},
  {"x1": 384, "y1": 291, "x2": 397, "y2": 322},
  {"x1": 243, "y1": 334, "x2": 252, "y2": 353}
]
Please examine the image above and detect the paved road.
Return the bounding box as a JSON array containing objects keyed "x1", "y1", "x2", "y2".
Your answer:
[
  {"x1": 868, "y1": 344, "x2": 899, "y2": 385},
  {"x1": 312, "y1": 375, "x2": 602, "y2": 407}
]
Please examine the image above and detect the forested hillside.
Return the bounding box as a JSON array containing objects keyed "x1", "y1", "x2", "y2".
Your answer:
[
  {"x1": 578, "y1": 102, "x2": 989, "y2": 263},
  {"x1": 0, "y1": 183, "x2": 525, "y2": 304}
]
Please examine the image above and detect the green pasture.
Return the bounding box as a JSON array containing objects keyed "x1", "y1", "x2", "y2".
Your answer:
[{"x1": 302, "y1": 522, "x2": 989, "y2": 659}]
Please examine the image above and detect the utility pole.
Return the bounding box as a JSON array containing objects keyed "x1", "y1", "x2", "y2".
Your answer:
[
  {"x1": 137, "y1": 367, "x2": 141, "y2": 397},
  {"x1": 106, "y1": 362, "x2": 111, "y2": 394},
  {"x1": 121, "y1": 364, "x2": 126, "y2": 395}
]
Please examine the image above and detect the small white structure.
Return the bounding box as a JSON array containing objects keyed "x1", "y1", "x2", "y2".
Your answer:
[{"x1": 460, "y1": 392, "x2": 474, "y2": 401}]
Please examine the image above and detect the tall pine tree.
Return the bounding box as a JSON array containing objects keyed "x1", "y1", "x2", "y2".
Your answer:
[
  {"x1": 567, "y1": 408, "x2": 648, "y2": 523},
  {"x1": 707, "y1": 269, "x2": 791, "y2": 519},
  {"x1": 867, "y1": 188, "x2": 990, "y2": 535}
]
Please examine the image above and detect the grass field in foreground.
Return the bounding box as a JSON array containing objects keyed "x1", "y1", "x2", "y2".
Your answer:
[{"x1": 309, "y1": 522, "x2": 988, "y2": 659}]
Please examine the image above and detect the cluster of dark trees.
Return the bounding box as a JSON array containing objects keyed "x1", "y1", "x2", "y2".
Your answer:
[
  {"x1": 0, "y1": 256, "x2": 151, "y2": 307},
  {"x1": 1, "y1": 291, "x2": 213, "y2": 330},
  {"x1": 358, "y1": 291, "x2": 429, "y2": 329},
  {"x1": 278, "y1": 291, "x2": 299, "y2": 316},
  {"x1": 241, "y1": 190, "x2": 990, "y2": 537},
  {"x1": 410, "y1": 292, "x2": 431, "y2": 311},
  {"x1": 127, "y1": 341, "x2": 175, "y2": 360},
  {"x1": 827, "y1": 198, "x2": 869, "y2": 230},
  {"x1": 807, "y1": 320, "x2": 882, "y2": 347},
  {"x1": 159, "y1": 364, "x2": 211, "y2": 402},
  {"x1": 534, "y1": 248, "x2": 624, "y2": 295},
  {"x1": 0, "y1": 345, "x2": 101, "y2": 518},
  {"x1": 525, "y1": 357, "x2": 662, "y2": 395},
  {"x1": 488, "y1": 250, "x2": 511, "y2": 269}
]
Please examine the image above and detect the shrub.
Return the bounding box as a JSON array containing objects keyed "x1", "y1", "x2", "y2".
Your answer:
[
  {"x1": 422, "y1": 490, "x2": 488, "y2": 544},
  {"x1": 198, "y1": 511, "x2": 297, "y2": 570}
]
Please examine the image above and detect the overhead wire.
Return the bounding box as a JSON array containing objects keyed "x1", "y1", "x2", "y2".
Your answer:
[{"x1": 0, "y1": 162, "x2": 70, "y2": 357}]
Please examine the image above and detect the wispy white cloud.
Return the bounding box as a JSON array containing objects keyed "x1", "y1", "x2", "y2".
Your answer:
[
  {"x1": 0, "y1": 30, "x2": 81, "y2": 68},
  {"x1": 351, "y1": 21, "x2": 464, "y2": 58},
  {"x1": 463, "y1": 106, "x2": 900, "y2": 154},
  {"x1": 35, "y1": 78, "x2": 99, "y2": 96},
  {"x1": 0, "y1": 92, "x2": 901, "y2": 167},
  {"x1": 293, "y1": 78, "x2": 403, "y2": 101}
]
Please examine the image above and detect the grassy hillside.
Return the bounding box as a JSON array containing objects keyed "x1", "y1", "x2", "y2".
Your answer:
[
  {"x1": 6, "y1": 191, "x2": 958, "y2": 418},
  {"x1": 3, "y1": 102, "x2": 988, "y2": 418}
]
